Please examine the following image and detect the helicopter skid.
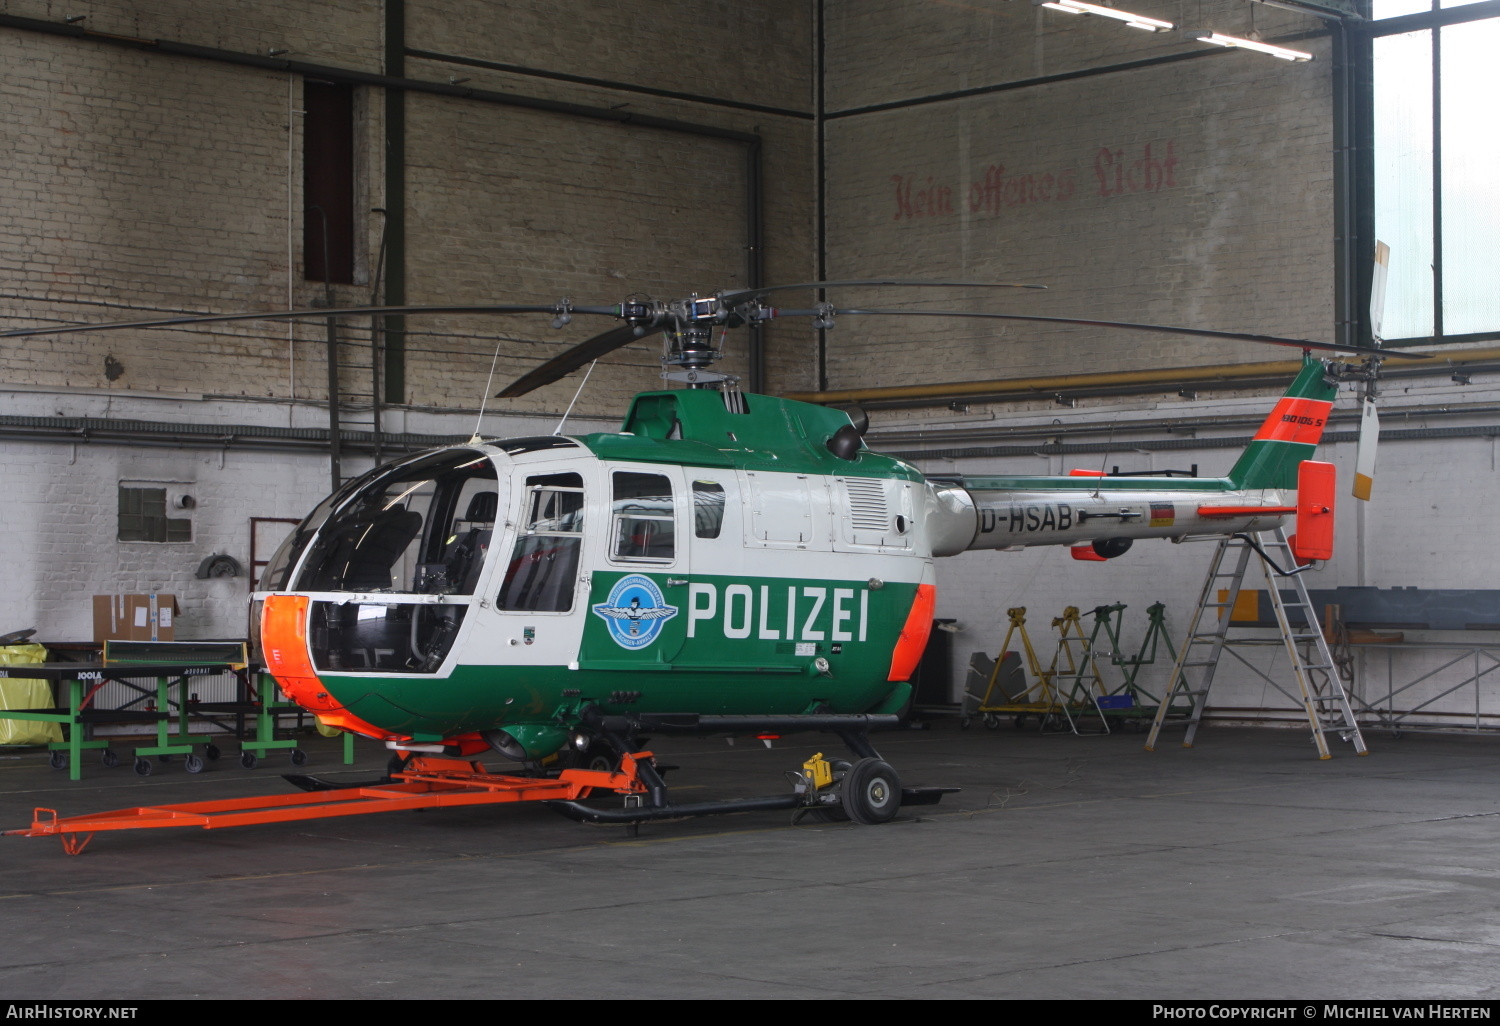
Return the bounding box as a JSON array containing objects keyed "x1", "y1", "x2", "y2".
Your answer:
[
  {"x1": 7, "y1": 745, "x2": 959, "y2": 852},
  {"x1": 546, "y1": 785, "x2": 958, "y2": 825}
]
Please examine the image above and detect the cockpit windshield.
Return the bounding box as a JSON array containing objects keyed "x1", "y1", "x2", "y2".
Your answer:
[{"x1": 294, "y1": 450, "x2": 500, "y2": 595}]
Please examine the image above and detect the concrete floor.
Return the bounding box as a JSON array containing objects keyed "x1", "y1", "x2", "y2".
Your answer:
[{"x1": 1, "y1": 718, "x2": 1499, "y2": 1000}]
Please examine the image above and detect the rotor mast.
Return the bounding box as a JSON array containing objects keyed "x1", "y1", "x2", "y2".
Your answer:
[{"x1": 654, "y1": 293, "x2": 744, "y2": 390}]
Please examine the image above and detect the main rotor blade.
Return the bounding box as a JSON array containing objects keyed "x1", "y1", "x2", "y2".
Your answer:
[
  {"x1": 779, "y1": 308, "x2": 1433, "y2": 359},
  {"x1": 497, "y1": 322, "x2": 666, "y2": 398},
  {"x1": 0, "y1": 303, "x2": 622, "y2": 339},
  {"x1": 720, "y1": 279, "x2": 1046, "y2": 302}
]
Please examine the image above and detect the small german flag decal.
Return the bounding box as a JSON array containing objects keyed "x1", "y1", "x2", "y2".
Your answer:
[{"x1": 1149, "y1": 501, "x2": 1175, "y2": 527}]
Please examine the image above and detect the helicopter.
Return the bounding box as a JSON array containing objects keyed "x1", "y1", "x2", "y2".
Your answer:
[{"x1": 0, "y1": 280, "x2": 1428, "y2": 843}]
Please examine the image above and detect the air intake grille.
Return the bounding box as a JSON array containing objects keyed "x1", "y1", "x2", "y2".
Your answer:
[{"x1": 843, "y1": 478, "x2": 889, "y2": 531}]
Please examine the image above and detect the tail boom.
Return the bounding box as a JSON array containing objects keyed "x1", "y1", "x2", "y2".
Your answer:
[{"x1": 919, "y1": 358, "x2": 1341, "y2": 559}]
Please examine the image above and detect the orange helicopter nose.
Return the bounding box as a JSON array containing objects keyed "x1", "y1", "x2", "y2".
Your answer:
[{"x1": 261, "y1": 594, "x2": 386, "y2": 737}]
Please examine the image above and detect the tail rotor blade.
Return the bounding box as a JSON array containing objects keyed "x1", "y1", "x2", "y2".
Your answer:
[
  {"x1": 1353, "y1": 396, "x2": 1379, "y2": 501},
  {"x1": 1370, "y1": 240, "x2": 1390, "y2": 343}
]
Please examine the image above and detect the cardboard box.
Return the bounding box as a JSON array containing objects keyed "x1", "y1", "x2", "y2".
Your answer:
[{"x1": 92, "y1": 594, "x2": 180, "y2": 643}]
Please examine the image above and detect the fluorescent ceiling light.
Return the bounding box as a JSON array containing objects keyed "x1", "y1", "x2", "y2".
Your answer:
[
  {"x1": 1197, "y1": 32, "x2": 1313, "y2": 61},
  {"x1": 1040, "y1": 1, "x2": 1174, "y2": 32}
]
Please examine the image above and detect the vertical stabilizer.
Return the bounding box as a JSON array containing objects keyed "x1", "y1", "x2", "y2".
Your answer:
[{"x1": 1227, "y1": 357, "x2": 1338, "y2": 490}]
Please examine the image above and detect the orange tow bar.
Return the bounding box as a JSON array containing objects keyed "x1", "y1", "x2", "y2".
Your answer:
[{"x1": 5, "y1": 753, "x2": 653, "y2": 855}]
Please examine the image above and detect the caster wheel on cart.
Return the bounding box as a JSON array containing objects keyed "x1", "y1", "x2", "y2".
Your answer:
[
  {"x1": 134, "y1": 758, "x2": 152, "y2": 777},
  {"x1": 959, "y1": 715, "x2": 971, "y2": 729},
  {"x1": 184, "y1": 753, "x2": 204, "y2": 774},
  {"x1": 48, "y1": 751, "x2": 67, "y2": 770},
  {"x1": 101, "y1": 750, "x2": 119, "y2": 768},
  {"x1": 239, "y1": 751, "x2": 258, "y2": 769},
  {"x1": 983, "y1": 713, "x2": 1000, "y2": 730},
  {"x1": 204, "y1": 744, "x2": 221, "y2": 761},
  {"x1": 289, "y1": 749, "x2": 307, "y2": 767}
]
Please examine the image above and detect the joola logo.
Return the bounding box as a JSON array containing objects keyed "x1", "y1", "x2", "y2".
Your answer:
[{"x1": 592, "y1": 575, "x2": 679, "y2": 651}]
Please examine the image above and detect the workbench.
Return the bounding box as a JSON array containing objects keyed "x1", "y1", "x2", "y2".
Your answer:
[
  {"x1": 0, "y1": 661, "x2": 236, "y2": 779},
  {"x1": 98, "y1": 640, "x2": 328, "y2": 771}
]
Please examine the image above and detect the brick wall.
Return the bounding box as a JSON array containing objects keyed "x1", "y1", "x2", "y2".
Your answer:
[
  {"x1": 3, "y1": 1, "x2": 1494, "y2": 731},
  {"x1": 0, "y1": 0, "x2": 817, "y2": 646},
  {"x1": 819, "y1": 0, "x2": 1332, "y2": 388},
  {"x1": 0, "y1": 1, "x2": 816, "y2": 409}
]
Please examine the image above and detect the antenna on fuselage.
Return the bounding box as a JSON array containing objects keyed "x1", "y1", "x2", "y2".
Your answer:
[
  {"x1": 555, "y1": 359, "x2": 599, "y2": 436},
  {"x1": 1092, "y1": 421, "x2": 1118, "y2": 499},
  {"x1": 469, "y1": 337, "x2": 506, "y2": 444}
]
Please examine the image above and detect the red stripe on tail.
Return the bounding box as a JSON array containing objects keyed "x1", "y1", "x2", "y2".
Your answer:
[{"x1": 1253, "y1": 396, "x2": 1334, "y2": 445}]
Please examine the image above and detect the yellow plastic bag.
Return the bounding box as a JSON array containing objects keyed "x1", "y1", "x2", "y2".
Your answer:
[{"x1": 0, "y1": 643, "x2": 63, "y2": 745}]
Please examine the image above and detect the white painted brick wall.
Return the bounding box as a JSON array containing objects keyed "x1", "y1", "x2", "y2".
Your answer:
[
  {"x1": 0, "y1": 386, "x2": 614, "y2": 641},
  {"x1": 910, "y1": 374, "x2": 1500, "y2": 727}
]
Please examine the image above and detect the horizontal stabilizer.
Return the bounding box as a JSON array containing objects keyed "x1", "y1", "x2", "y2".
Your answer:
[{"x1": 1291, "y1": 460, "x2": 1336, "y2": 562}]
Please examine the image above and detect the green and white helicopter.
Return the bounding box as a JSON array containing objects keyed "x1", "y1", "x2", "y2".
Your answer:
[{"x1": 0, "y1": 282, "x2": 1423, "y2": 837}]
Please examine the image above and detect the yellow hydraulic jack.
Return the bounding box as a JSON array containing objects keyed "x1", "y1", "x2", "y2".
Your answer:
[{"x1": 964, "y1": 607, "x2": 1075, "y2": 732}]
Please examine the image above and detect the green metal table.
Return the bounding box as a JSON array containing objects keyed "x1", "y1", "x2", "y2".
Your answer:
[{"x1": 0, "y1": 661, "x2": 233, "y2": 779}]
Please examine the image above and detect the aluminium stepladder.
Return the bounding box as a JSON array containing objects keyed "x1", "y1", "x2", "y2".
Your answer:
[{"x1": 1144, "y1": 527, "x2": 1367, "y2": 759}]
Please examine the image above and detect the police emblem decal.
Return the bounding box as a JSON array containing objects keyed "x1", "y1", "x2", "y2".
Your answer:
[{"x1": 591, "y1": 574, "x2": 679, "y2": 650}]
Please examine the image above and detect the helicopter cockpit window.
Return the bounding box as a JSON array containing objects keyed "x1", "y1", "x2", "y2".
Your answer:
[
  {"x1": 692, "y1": 480, "x2": 725, "y2": 540},
  {"x1": 294, "y1": 450, "x2": 499, "y2": 595},
  {"x1": 611, "y1": 471, "x2": 676, "y2": 561},
  {"x1": 497, "y1": 472, "x2": 584, "y2": 612},
  {"x1": 259, "y1": 463, "x2": 387, "y2": 592}
]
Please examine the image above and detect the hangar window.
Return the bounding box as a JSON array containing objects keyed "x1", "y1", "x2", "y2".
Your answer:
[
  {"x1": 303, "y1": 80, "x2": 356, "y2": 284},
  {"x1": 117, "y1": 485, "x2": 191, "y2": 543},
  {"x1": 1366, "y1": 3, "x2": 1500, "y2": 344}
]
